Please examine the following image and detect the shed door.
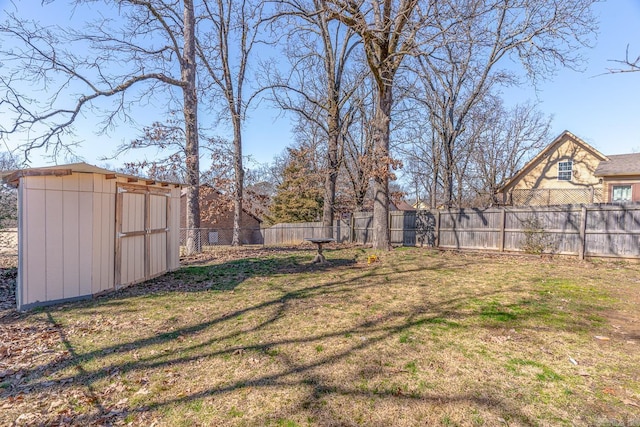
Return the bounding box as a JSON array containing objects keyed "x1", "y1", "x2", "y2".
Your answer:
[{"x1": 116, "y1": 184, "x2": 170, "y2": 287}]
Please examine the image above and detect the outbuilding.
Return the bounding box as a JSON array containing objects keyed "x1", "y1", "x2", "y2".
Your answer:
[{"x1": 3, "y1": 163, "x2": 182, "y2": 310}]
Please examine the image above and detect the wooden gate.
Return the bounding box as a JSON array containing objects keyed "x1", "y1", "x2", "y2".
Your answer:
[{"x1": 115, "y1": 184, "x2": 170, "y2": 287}]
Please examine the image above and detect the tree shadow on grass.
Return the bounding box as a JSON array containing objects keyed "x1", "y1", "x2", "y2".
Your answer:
[{"x1": 1, "y1": 252, "x2": 620, "y2": 426}]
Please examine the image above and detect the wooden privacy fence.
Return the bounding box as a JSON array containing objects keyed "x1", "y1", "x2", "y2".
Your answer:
[
  {"x1": 262, "y1": 220, "x2": 351, "y2": 245},
  {"x1": 353, "y1": 204, "x2": 640, "y2": 259}
]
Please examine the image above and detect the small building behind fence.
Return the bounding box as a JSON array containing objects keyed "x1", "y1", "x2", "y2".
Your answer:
[{"x1": 180, "y1": 186, "x2": 263, "y2": 245}]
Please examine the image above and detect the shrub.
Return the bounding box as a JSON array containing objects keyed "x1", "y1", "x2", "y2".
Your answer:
[{"x1": 520, "y1": 217, "x2": 556, "y2": 255}]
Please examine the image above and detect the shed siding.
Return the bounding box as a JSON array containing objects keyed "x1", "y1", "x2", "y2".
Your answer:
[
  {"x1": 168, "y1": 188, "x2": 181, "y2": 270},
  {"x1": 45, "y1": 190, "x2": 64, "y2": 300},
  {"x1": 62, "y1": 190, "x2": 80, "y2": 298},
  {"x1": 78, "y1": 191, "x2": 94, "y2": 297},
  {"x1": 24, "y1": 188, "x2": 46, "y2": 304},
  {"x1": 16, "y1": 168, "x2": 181, "y2": 310}
]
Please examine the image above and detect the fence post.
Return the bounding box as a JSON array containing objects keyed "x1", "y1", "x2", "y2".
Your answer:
[
  {"x1": 435, "y1": 210, "x2": 441, "y2": 248},
  {"x1": 499, "y1": 207, "x2": 506, "y2": 252},
  {"x1": 578, "y1": 205, "x2": 588, "y2": 260},
  {"x1": 350, "y1": 214, "x2": 355, "y2": 243}
]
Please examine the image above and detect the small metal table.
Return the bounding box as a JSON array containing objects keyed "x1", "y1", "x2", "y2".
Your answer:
[{"x1": 305, "y1": 238, "x2": 335, "y2": 264}]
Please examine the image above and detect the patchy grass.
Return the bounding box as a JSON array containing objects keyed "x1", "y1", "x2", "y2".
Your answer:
[{"x1": 1, "y1": 247, "x2": 640, "y2": 426}]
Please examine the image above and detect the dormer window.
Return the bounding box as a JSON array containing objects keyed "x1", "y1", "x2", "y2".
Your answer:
[{"x1": 558, "y1": 160, "x2": 573, "y2": 181}]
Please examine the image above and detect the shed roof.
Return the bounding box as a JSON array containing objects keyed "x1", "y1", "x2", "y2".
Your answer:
[
  {"x1": 1, "y1": 162, "x2": 183, "y2": 188},
  {"x1": 594, "y1": 153, "x2": 640, "y2": 177}
]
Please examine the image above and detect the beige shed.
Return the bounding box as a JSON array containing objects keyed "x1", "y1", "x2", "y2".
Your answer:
[{"x1": 3, "y1": 163, "x2": 182, "y2": 310}]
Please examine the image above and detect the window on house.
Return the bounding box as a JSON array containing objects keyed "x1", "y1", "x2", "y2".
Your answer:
[
  {"x1": 612, "y1": 185, "x2": 632, "y2": 202},
  {"x1": 558, "y1": 160, "x2": 573, "y2": 181}
]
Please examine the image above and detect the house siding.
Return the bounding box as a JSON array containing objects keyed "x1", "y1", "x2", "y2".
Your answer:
[
  {"x1": 508, "y1": 136, "x2": 602, "y2": 191},
  {"x1": 498, "y1": 132, "x2": 606, "y2": 205}
]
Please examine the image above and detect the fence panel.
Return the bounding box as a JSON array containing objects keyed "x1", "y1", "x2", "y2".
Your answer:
[
  {"x1": 510, "y1": 188, "x2": 603, "y2": 206},
  {"x1": 262, "y1": 220, "x2": 350, "y2": 245},
  {"x1": 178, "y1": 204, "x2": 640, "y2": 260},
  {"x1": 438, "y1": 208, "x2": 502, "y2": 250},
  {"x1": 584, "y1": 205, "x2": 640, "y2": 257},
  {"x1": 434, "y1": 204, "x2": 640, "y2": 258},
  {"x1": 504, "y1": 206, "x2": 583, "y2": 255},
  {"x1": 353, "y1": 212, "x2": 373, "y2": 244},
  {"x1": 180, "y1": 227, "x2": 264, "y2": 247}
]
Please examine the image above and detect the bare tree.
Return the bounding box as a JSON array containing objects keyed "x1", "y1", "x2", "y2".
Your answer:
[
  {"x1": 341, "y1": 77, "x2": 376, "y2": 212},
  {"x1": 466, "y1": 99, "x2": 551, "y2": 206},
  {"x1": 197, "y1": 0, "x2": 262, "y2": 246},
  {"x1": 0, "y1": 152, "x2": 19, "y2": 229},
  {"x1": 322, "y1": 0, "x2": 430, "y2": 250},
  {"x1": 411, "y1": 0, "x2": 597, "y2": 207},
  {"x1": 265, "y1": 0, "x2": 364, "y2": 237},
  {"x1": 0, "y1": 0, "x2": 203, "y2": 253},
  {"x1": 608, "y1": 45, "x2": 640, "y2": 74}
]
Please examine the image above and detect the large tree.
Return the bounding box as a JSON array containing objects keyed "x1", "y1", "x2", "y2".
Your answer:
[
  {"x1": 465, "y1": 99, "x2": 551, "y2": 206},
  {"x1": 197, "y1": 0, "x2": 262, "y2": 246},
  {"x1": 322, "y1": 0, "x2": 430, "y2": 250},
  {"x1": 0, "y1": 0, "x2": 202, "y2": 253},
  {"x1": 267, "y1": 0, "x2": 364, "y2": 237}
]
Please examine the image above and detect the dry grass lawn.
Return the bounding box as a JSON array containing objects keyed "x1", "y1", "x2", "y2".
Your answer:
[{"x1": 1, "y1": 246, "x2": 639, "y2": 426}]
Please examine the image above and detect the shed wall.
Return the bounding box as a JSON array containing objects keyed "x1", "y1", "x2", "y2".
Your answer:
[
  {"x1": 17, "y1": 171, "x2": 181, "y2": 310},
  {"x1": 18, "y1": 173, "x2": 113, "y2": 309}
]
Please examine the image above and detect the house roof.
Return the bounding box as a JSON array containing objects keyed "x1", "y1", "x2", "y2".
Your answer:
[
  {"x1": 1, "y1": 162, "x2": 183, "y2": 188},
  {"x1": 497, "y1": 130, "x2": 608, "y2": 193},
  {"x1": 391, "y1": 200, "x2": 416, "y2": 211},
  {"x1": 594, "y1": 153, "x2": 640, "y2": 177}
]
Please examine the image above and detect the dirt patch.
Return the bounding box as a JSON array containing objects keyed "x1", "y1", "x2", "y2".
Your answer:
[
  {"x1": 601, "y1": 272, "x2": 640, "y2": 343},
  {"x1": 0, "y1": 268, "x2": 16, "y2": 316}
]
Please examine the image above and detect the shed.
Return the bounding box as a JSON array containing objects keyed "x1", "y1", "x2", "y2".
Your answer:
[{"x1": 3, "y1": 163, "x2": 182, "y2": 310}]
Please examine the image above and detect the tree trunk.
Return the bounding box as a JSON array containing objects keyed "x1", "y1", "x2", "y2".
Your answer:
[
  {"x1": 182, "y1": 0, "x2": 201, "y2": 255},
  {"x1": 430, "y1": 135, "x2": 439, "y2": 209},
  {"x1": 323, "y1": 106, "x2": 340, "y2": 239},
  {"x1": 231, "y1": 115, "x2": 243, "y2": 246},
  {"x1": 372, "y1": 85, "x2": 392, "y2": 250},
  {"x1": 443, "y1": 136, "x2": 455, "y2": 207}
]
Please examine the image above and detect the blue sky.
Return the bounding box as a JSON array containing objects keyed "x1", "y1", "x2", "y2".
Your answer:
[
  {"x1": 1, "y1": 0, "x2": 640, "y2": 168},
  {"x1": 500, "y1": 0, "x2": 640, "y2": 156}
]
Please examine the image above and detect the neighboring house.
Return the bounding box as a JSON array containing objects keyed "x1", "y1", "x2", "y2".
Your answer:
[
  {"x1": 180, "y1": 186, "x2": 263, "y2": 245},
  {"x1": 594, "y1": 153, "x2": 640, "y2": 203},
  {"x1": 497, "y1": 131, "x2": 607, "y2": 206}
]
